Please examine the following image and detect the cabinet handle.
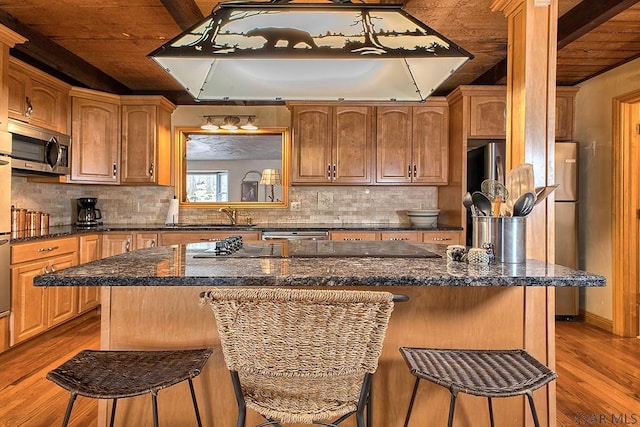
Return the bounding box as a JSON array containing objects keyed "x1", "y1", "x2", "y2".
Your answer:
[
  {"x1": 50, "y1": 263, "x2": 57, "y2": 273},
  {"x1": 125, "y1": 240, "x2": 131, "y2": 252},
  {"x1": 343, "y1": 238, "x2": 363, "y2": 241},
  {"x1": 43, "y1": 265, "x2": 49, "y2": 274},
  {"x1": 151, "y1": 239, "x2": 156, "y2": 248},
  {"x1": 432, "y1": 237, "x2": 452, "y2": 241},
  {"x1": 327, "y1": 164, "x2": 332, "y2": 180},
  {"x1": 390, "y1": 237, "x2": 410, "y2": 241},
  {"x1": 25, "y1": 97, "x2": 33, "y2": 118},
  {"x1": 37, "y1": 246, "x2": 59, "y2": 252},
  {"x1": 413, "y1": 164, "x2": 417, "y2": 178},
  {"x1": 333, "y1": 164, "x2": 336, "y2": 179},
  {"x1": 149, "y1": 162, "x2": 154, "y2": 177},
  {"x1": 408, "y1": 164, "x2": 411, "y2": 178},
  {"x1": 113, "y1": 163, "x2": 117, "y2": 179}
]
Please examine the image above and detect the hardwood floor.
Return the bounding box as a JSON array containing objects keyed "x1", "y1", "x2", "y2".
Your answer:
[
  {"x1": 0, "y1": 312, "x2": 100, "y2": 427},
  {"x1": 0, "y1": 315, "x2": 638, "y2": 426},
  {"x1": 555, "y1": 320, "x2": 640, "y2": 427}
]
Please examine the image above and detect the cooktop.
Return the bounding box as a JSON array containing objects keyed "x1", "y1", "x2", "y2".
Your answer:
[{"x1": 190, "y1": 237, "x2": 441, "y2": 259}]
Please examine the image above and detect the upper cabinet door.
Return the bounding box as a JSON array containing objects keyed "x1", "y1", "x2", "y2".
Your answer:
[
  {"x1": 555, "y1": 87, "x2": 578, "y2": 141},
  {"x1": 468, "y1": 95, "x2": 507, "y2": 138},
  {"x1": 333, "y1": 106, "x2": 373, "y2": 184},
  {"x1": 7, "y1": 59, "x2": 70, "y2": 133},
  {"x1": 291, "y1": 105, "x2": 333, "y2": 184},
  {"x1": 412, "y1": 105, "x2": 449, "y2": 184},
  {"x1": 70, "y1": 91, "x2": 121, "y2": 184},
  {"x1": 376, "y1": 106, "x2": 412, "y2": 183},
  {"x1": 121, "y1": 105, "x2": 156, "y2": 184}
]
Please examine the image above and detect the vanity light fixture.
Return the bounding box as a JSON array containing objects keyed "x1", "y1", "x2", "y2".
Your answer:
[
  {"x1": 149, "y1": 1, "x2": 473, "y2": 102},
  {"x1": 200, "y1": 115, "x2": 259, "y2": 131}
]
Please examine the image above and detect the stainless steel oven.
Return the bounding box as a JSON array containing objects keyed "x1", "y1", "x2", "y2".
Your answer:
[{"x1": 0, "y1": 131, "x2": 11, "y2": 317}]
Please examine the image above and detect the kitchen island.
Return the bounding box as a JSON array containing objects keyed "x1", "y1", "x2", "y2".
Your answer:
[{"x1": 35, "y1": 240, "x2": 604, "y2": 427}]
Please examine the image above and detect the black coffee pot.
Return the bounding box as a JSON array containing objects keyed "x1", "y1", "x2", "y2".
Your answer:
[{"x1": 76, "y1": 197, "x2": 102, "y2": 226}]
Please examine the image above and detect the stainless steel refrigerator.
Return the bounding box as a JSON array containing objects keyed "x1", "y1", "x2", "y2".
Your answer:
[{"x1": 555, "y1": 142, "x2": 579, "y2": 317}]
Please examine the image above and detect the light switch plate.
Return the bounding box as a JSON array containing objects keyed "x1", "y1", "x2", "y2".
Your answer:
[{"x1": 291, "y1": 201, "x2": 301, "y2": 211}]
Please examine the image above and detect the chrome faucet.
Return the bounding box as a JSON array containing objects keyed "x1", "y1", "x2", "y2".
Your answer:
[{"x1": 219, "y1": 207, "x2": 237, "y2": 225}]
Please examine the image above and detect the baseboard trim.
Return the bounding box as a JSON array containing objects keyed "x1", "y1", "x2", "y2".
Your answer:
[{"x1": 580, "y1": 309, "x2": 613, "y2": 333}]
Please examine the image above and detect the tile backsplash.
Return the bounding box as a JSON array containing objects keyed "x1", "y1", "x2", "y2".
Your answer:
[{"x1": 11, "y1": 176, "x2": 438, "y2": 226}]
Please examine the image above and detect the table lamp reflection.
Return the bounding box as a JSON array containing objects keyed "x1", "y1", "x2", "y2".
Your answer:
[{"x1": 259, "y1": 169, "x2": 282, "y2": 202}]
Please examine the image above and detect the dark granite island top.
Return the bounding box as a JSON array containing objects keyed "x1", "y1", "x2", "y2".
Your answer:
[{"x1": 34, "y1": 240, "x2": 605, "y2": 288}]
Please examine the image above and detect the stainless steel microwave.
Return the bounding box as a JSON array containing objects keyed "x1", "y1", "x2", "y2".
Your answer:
[{"x1": 8, "y1": 119, "x2": 71, "y2": 175}]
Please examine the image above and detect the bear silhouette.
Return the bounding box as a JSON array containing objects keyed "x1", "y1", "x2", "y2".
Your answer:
[{"x1": 246, "y1": 27, "x2": 318, "y2": 49}]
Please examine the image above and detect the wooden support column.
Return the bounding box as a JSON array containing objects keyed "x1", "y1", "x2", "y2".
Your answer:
[{"x1": 491, "y1": 1, "x2": 558, "y2": 426}]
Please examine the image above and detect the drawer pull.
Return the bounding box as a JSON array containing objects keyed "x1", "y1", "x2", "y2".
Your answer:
[
  {"x1": 432, "y1": 237, "x2": 452, "y2": 241},
  {"x1": 390, "y1": 238, "x2": 410, "y2": 241},
  {"x1": 343, "y1": 238, "x2": 363, "y2": 241},
  {"x1": 37, "y1": 246, "x2": 60, "y2": 252}
]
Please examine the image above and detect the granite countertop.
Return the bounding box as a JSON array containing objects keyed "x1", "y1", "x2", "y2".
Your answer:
[
  {"x1": 10, "y1": 223, "x2": 463, "y2": 243},
  {"x1": 33, "y1": 241, "x2": 605, "y2": 288}
]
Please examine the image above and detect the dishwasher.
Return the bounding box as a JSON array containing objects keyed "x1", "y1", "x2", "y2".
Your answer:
[{"x1": 261, "y1": 231, "x2": 328, "y2": 241}]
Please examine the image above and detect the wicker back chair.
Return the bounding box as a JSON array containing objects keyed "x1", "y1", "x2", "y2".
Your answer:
[{"x1": 202, "y1": 288, "x2": 396, "y2": 427}]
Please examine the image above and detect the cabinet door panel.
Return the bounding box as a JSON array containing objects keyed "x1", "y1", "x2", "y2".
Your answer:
[
  {"x1": 28, "y1": 81, "x2": 63, "y2": 131},
  {"x1": 376, "y1": 107, "x2": 412, "y2": 183},
  {"x1": 71, "y1": 97, "x2": 120, "y2": 183},
  {"x1": 413, "y1": 106, "x2": 449, "y2": 184},
  {"x1": 292, "y1": 106, "x2": 333, "y2": 183},
  {"x1": 47, "y1": 255, "x2": 78, "y2": 327},
  {"x1": 121, "y1": 105, "x2": 156, "y2": 184},
  {"x1": 334, "y1": 106, "x2": 372, "y2": 184},
  {"x1": 136, "y1": 233, "x2": 158, "y2": 249},
  {"x1": 469, "y1": 96, "x2": 506, "y2": 138},
  {"x1": 102, "y1": 233, "x2": 133, "y2": 257},
  {"x1": 79, "y1": 235, "x2": 101, "y2": 312},
  {"x1": 10, "y1": 261, "x2": 48, "y2": 345},
  {"x1": 7, "y1": 70, "x2": 29, "y2": 119}
]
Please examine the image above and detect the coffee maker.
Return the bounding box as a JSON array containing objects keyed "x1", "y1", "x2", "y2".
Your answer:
[{"x1": 76, "y1": 197, "x2": 102, "y2": 227}]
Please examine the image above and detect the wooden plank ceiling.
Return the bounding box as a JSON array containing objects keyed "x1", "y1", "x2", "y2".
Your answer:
[{"x1": 0, "y1": 0, "x2": 638, "y2": 104}]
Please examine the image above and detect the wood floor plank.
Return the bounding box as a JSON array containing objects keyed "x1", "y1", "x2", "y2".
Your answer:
[{"x1": 1, "y1": 313, "x2": 639, "y2": 426}]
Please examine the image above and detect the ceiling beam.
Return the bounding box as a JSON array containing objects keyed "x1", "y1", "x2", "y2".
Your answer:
[
  {"x1": 472, "y1": 0, "x2": 640, "y2": 85},
  {"x1": 160, "y1": 0, "x2": 204, "y2": 30},
  {"x1": 0, "y1": 10, "x2": 130, "y2": 94}
]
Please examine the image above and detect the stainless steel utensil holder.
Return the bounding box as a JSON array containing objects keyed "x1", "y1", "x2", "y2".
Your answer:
[{"x1": 472, "y1": 216, "x2": 526, "y2": 263}]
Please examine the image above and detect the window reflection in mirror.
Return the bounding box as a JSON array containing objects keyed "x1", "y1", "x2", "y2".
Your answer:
[{"x1": 175, "y1": 127, "x2": 289, "y2": 208}]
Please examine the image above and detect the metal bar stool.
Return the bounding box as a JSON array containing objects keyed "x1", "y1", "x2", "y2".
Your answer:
[
  {"x1": 399, "y1": 348, "x2": 557, "y2": 427},
  {"x1": 46, "y1": 348, "x2": 213, "y2": 427}
]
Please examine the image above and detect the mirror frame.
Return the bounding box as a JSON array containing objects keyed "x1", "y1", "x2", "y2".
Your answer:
[{"x1": 174, "y1": 126, "x2": 290, "y2": 209}]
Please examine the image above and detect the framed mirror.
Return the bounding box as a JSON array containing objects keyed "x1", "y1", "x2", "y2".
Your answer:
[{"x1": 175, "y1": 127, "x2": 290, "y2": 208}]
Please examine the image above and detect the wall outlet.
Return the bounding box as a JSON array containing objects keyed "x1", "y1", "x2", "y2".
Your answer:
[{"x1": 291, "y1": 201, "x2": 301, "y2": 211}]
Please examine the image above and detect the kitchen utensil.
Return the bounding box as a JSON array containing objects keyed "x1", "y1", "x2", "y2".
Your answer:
[
  {"x1": 512, "y1": 192, "x2": 535, "y2": 216},
  {"x1": 472, "y1": 191, "x2": 492, "y2": 216},
  {"x1": 506, "y1": 163, "x2": 534, "y2": 200},
  {"x1": 481, "y1": 179, "x2": 510, "y2": 202},
  {"x1": 462, "y1": 192, "x2": 476, "y2": 216},
  {"x1": 534, "y1": 184, "x2": 559, "y2": 205}
]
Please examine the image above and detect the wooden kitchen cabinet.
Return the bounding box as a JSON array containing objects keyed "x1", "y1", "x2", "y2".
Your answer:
[
  {"x1": 380, "y1": 231, "x2": 420, "y2": 241},
  {"x1": 136, "y1": 232, "x2": 159, "y2": 249},
  {"x1": 555, "y1": 87, "x2": 579, "y2": 141},
  {"x1": 160, "y1": 231, "x2": 261, "y2": 246},
  {"x1": 69, "y1": 87, "x2": 121, "y2": 184},
  {"x1": 7, "y1": 58, "x2": 71, "y2": 133},
  {"x1": 291, "y1": 104, "x2": 373, "y2": 184},
  {"x1": 422, "y1": 230, "x2": 464, "y2": 245},
  {"x1": 376, "y1": 99, "x2": 449, "y2": 184},
  {"x1": 120, "y1": 96, "x2": 175, "y2": 185},
  {"x1": 10, "y1": 237, "x2": 78, "y2": 345},
  {"x1": 330, "y1": 231, "x2": 378, "y2": 241},
  {"x1": 78, "y1": 234, "x2": 101, "y2": 313},
  {"x1": 101, "y1": 232, "x2": 134, "y2": 257},
  {"x1": 468, "y1": 91, "x2": 507, "y2": 138}
]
